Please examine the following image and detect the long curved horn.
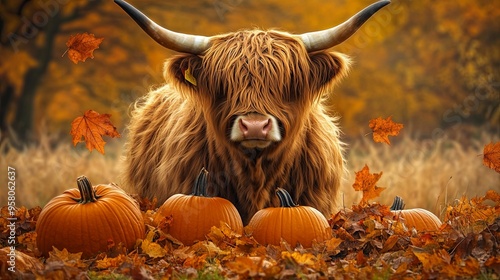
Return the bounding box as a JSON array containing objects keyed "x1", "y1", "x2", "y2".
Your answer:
[
  {"x1": 301, "y1": 0, "x2": 390, "y2": 52},
  {"x1": 114, "y1": 0, "x2": 211, "y2": 54}
]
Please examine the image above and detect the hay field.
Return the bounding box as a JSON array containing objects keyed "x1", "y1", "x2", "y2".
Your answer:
[{"x1": 1, "y1": 129, "x2": 498, "y2": 218}]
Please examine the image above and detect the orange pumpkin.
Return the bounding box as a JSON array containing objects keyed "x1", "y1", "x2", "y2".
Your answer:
[
  {"x1": 247, "y1": 188, "x2": 331, "y2": 247},
  {"x1": 36, "y1": 176, "x2": 145, "y2": 258},
  {"x1": 153, "y1": 168, "x2": 243, "y2": 245},
  {"x1": 390, "y1": 196, "x2": 442, "y2": 231}
]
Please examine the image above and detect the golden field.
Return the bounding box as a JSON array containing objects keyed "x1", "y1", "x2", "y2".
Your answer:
[{"x1": 1, "y1": 127, "x2": 498, "y2": 218}]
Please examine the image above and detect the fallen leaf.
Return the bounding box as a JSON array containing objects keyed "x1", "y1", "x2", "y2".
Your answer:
[
  {"x1": 483, "y1": 142, "x2": 500, "y2": 173},
  {"x1": 324, "y1": 237, "x2": 343, "y2": 252},
  {"x1": 281, "y1": 251, "x2": 317, "y2": 267},
  {"x1": 46, "y1": 247, "x2": 87, "y2": 268},
  {"x1": 95, "y1": 254, "x2": 128, "y2": 270},
  {"x1": 64, "y1": 33, "x2": 104, "y2": 64},
  {"x1": 352, "y1": 165, "x2": 385, "y2": 205},
  {"x1": 70, "y1": 110, "x2": 121, "y2": 154},
  {"x1": 368, "y1": 116, "x2": 403, "y2": 145},
  {"x1": 141, "y1": 230, "x2": 168, "y2": 258},
  {"x1": 381, "y1": 235, "x2": 400, "y2": 253},
  {"x1": 226, "y1": 256, "x2": 262, "y2": 277},
  {"x1": 0, "y1": 247, "x2": 43, "y2": 272}
]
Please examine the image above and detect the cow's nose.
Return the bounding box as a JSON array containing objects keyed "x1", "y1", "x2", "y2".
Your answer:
[{"x1": 239, "y1": 118, "x2": 272, "y2": 139}]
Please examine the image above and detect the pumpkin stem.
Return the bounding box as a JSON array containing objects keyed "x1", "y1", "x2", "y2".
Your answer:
[
  {"x1": 276, "y1": 188, "x2": 298, "y2": 208},
  {"x1": 390, "y1": 196, "x2": 405, "y2": 211},
  {"x1": 74, "y1": 175, "x2": 100, "y2": 204},
  {"x1": 192, "y1": 168, "x2": 209, "y2": 197}
]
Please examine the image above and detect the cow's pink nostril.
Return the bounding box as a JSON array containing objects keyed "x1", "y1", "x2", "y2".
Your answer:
[{"x1": 239, "y1": 118, "x2": 271, "y2": 139}]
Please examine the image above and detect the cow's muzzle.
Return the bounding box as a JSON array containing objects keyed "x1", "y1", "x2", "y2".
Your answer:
[{"x1": 230, "y1": 113, "x2": 282, "y2": 149}]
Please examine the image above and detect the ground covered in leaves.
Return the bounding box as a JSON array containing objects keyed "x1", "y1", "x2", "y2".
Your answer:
[{"x1": 0, "y1": 190, "x2": 499, "y2": 279}]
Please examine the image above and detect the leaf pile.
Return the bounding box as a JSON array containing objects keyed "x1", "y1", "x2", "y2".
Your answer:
[{"x1": 1, "y1": 190, "x2": 499, "y2": 279}]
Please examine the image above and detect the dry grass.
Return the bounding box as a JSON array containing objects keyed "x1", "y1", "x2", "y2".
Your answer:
[
  {"x1": 341, "y1": 130, "x2": 499, "y2": 218},
  {"x1": 1, "y1": 129, "x2": 498, "y2": 218}
]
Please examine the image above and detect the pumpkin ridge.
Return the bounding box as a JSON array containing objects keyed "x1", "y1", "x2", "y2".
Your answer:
[
  {"x1": 100, "y1": 197, "x2": 125, "y2": 250},
  {"x1": 109, "y1": 189, "x2": 143, "y2": 245},
  {"x1": 275, "y1": 208, "x2": 284, "y2": 245},
  {"x1": 153, "y1": 168, "x2": 243, "y2": 245}
]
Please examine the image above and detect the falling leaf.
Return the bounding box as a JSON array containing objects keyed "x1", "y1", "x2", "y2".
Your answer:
[
  {"x1": 483, "y1": 142, "x2": 500, "y2": 173},
  {"x1": 70, "y1": 110, "x2": 121, "y2": 154},
  {"x1": 368, "y1": 116, "x2": 404, "y2": 145},
  {"x1": 64, "y1": 33, "x2": 104, "y2": 64},
  {"x1": 352, "y1": 164, "x2": 385, "y2": 205}
]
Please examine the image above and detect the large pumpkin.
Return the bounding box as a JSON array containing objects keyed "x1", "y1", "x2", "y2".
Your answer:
[
  {"x1": 390, "y1": 196, "x2": 442, "y2": 231},
  {"x1": 153, "y1": 168, "x2": 243, "y2": 245},
  {"x1": 36, "y1": 176, "x2": 145, "y2": 258},
  {"x1": 247, "y1": 188, "x2": 331, "y2": 248}
]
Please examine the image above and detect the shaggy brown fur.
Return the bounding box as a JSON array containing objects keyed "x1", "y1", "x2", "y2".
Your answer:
[{"x1": 124, "y1": 29, "x2": 349, "y2": 224}]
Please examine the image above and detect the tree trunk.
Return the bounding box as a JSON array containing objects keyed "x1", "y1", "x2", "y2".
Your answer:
[
  {"x1": 0, "y1": 84, "x2": 15, "y2": 141},
  {"x1": 11, "y1": 12, "x2": 62, "y2": 145}
]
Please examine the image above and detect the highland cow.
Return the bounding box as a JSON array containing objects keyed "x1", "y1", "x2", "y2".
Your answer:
[{"x1": 116, "y1": 0, "x2": 390, "y2": 223}]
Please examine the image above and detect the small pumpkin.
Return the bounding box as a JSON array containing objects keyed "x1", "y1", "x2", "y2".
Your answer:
[
  {"x1": 153, "y1": 168, "x2": 243, "y2": 245},
  {"x1": 247, "y1": 188, "x2": 331, "y2": 248},
  {"x1": 36, "y1": 176, "x2": 145, "y2": 258},
  {"x1": 390, "y1": 196, "x2": 442, "y2": 231}
]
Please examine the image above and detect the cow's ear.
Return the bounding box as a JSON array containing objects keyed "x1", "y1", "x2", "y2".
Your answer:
[
  {"x1": 308, "y1": 52, "x2": 350, "y2": 92},
  {"x1": 165, "y1": 54, "x2": 204, "y2": 91}
]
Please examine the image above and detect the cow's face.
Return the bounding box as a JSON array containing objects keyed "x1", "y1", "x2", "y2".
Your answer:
[
  {"x1": 168, "y1": 30, "x2": 348, "y2": 155},
  {"x1": 114, "y1": 0, "x2": 389, "y2": 155}
]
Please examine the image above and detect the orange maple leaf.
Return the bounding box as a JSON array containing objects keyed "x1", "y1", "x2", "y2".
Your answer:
[
  {"x1": 483, "y1": 142, "x2": 500, "y2": 173},
  {"x1": 70, "y1": 110, "x2": 121, "y2": 154},
  {"x1": 64, "y1": 33, "x2": 104, "y2": 64},
  {"x1": 352, "y1": 164, "x2": 385, "y2": 206},
  {"x1": 368, "y1": 116, "x2": 404, "y2": 145}
]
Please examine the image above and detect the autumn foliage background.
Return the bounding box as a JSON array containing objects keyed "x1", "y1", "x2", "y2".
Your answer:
[
  {"x1": 0, "y1": 0, "x2": 499, "y2": 248},
  {"x1": 1, "y1": 0, "x2": 497, "y2": 211},
  {"x1": 0, "y1": 0, "x2": 499, "y2": 278}
]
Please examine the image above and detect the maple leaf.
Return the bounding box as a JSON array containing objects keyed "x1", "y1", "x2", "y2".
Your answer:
[
  {"x1": 64, "y1": 33, "x2": 104, "y2": 64},
  {"x1": 70, "y1": 110, "x2": 121, "y2": 154},
  {"x1": 46, "y1": 247, "x2": 87, "y2": 268},
  {"x1": 368, "y1": 116, "x2": 404, "y2": 145},
  {"x1": 352, "y1": 165, "x2": 385, "y2": 206},
  {"x1": 482, "y1": 142, "x2": 500, "y2": 173}
]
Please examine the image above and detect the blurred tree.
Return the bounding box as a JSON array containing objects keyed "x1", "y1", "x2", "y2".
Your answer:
[
  {"x1": 334, "y1": 0, "x2": 499, "y2": 135},
  {"x1": 0, "y1": 0, "x2": 498, "y2": 149},
  {"x1": 0, "y1": 0, "x2": 103, "y2": 146}
]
